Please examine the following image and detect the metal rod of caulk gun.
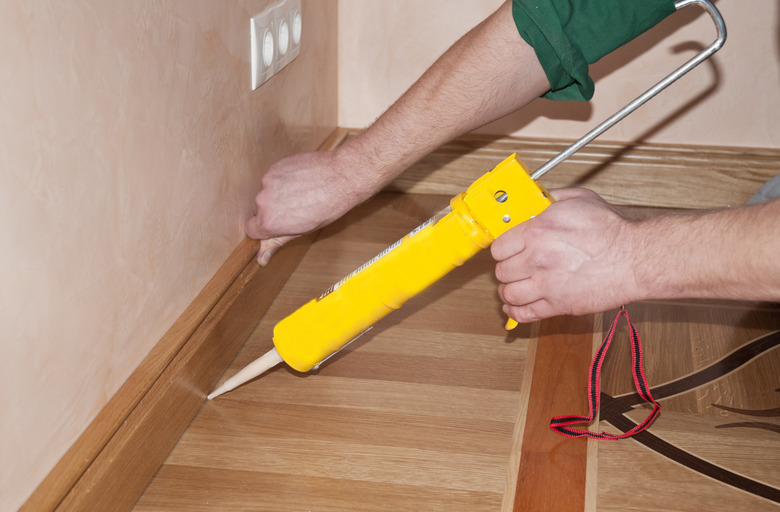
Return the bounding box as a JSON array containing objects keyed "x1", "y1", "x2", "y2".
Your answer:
[
  {"x1": 530, "y1": 0, "x2": 725, "y2": 181},
  {"x1": 206, "y1": 0, "x2": 726, "y2": 400}
]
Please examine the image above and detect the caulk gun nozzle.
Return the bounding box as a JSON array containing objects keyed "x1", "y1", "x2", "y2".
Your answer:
[
  {"x1": 207, "y1": 386, "x2": 229, "y2": 400},
  {"x1": 206, "y1": 347, "x2": 284, "y2": 400}
]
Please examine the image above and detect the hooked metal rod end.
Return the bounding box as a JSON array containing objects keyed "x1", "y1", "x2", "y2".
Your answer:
[{"x1": 529, "y1": 0, "x2": 726, "y2": 182}]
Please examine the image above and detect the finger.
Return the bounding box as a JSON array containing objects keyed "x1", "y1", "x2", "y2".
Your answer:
[
  {"x1": 257, "y1": 236, "x2": 296, "y2": 266},
  {"x1": 491, "y1": 224, "x2": 527, "y2": 261},
  {"x1": 492, "y1": 190, "x2": 593, "y2": 262},
  {"x1": 497, "y1": 278, "x2": 539, "y2": 308},
  {"x1": 503, "y1": 300, "x2": 555, "y2": 324},
  {"x1": 547, "y1": 187, "x2": 597, "y2": 202},
  {"x1": 494, "y1": 255, "x2": 531, "y2": 285}
]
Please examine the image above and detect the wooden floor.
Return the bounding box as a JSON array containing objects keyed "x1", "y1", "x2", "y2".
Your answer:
[{"x1": 133, "y1": 187, "x2": 780, "y2": 511}]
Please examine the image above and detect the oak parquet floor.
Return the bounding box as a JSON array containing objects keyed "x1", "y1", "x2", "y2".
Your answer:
[
  {"x1": 595, "y1": 301, "x2": 780, "y2": 511},
  {"x1": 134, "y1": 190, "x2": 780, "y2": 511},
  {"x1": 136, "y1": 192, "x2": 531, "y2": 511}
]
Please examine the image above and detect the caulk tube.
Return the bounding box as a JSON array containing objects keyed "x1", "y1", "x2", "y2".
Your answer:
[
  {"x1": 208, "y1": 154, "x2": 552, "y2": 398},
  {"x1": 272, "y1": 195, "x2": 492, "y2": 372},
  {"x1": 272, "y1": 153, "x2": 552, "y2": 373}
]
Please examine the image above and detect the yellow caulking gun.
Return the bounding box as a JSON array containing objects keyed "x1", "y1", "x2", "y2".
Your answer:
[{"x1": 208, "y1": 0, "x2": 725, "y2": 400}]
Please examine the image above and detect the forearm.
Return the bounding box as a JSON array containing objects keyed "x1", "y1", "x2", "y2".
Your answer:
[
  {"x1": 336, "y1": 0, "x2": 550, "y2": 194},
  {"x1": 631, "y1": 198, "x2": 780, "y2": 303}
]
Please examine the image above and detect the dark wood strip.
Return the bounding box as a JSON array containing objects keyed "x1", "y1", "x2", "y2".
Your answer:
[
  {"x1": 601, "y1": 403, "x2": 780, "y2": 504},
  {"x1": 715, "y1": 422, "x2": 780, "y2": 435},
  {"x1": 513, "y1": 315, "x2": 594, "y2": 512},
  {"x1": 711, "y1": 405, "x2": 780, "y2": 417},
  {"x1": 604, "y1": 331, "x2": 780, "y2": 412}
]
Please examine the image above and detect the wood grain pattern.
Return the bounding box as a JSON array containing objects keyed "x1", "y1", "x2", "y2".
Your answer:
[
  {"x1": 56, "y1": 234, "x2": 315, "y2": 512},
  {"x1": 134, "y1": 135, "x2": 779, "y2": 511},
  {"x1": 595, "y1": 301, "x2": 780, "y2": 511},
  {"x1": 512, "y1": 315, "x2": 594, "y2": 512},
  {"x1": 500, "y1": 327, "x2": 539, "y2": 512},
  {"x1": 135, "y1": 192, "x2": 534, "y2": 512},
  {"x1": 23, "y1": 128, "x2": 348, "y2": 512}
]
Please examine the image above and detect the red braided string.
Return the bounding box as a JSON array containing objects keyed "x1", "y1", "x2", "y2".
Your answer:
[{"x1": 550, "y1": 308, "x2": 661, "y2": 440}]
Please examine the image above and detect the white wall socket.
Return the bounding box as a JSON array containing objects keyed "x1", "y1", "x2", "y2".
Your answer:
[{"x1": 251, "y1": 0, "x2": 302, "y2": 90}]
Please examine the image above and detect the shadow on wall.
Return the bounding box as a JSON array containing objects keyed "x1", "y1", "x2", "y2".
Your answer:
[
  {"x1": 569, "y1": 41, "x2": 720, "y2": 187},
  {"x1": 480, "y1": 3, "x2": 722, "y2": 143}
]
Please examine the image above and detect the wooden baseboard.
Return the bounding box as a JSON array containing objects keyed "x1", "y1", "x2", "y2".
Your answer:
[
  {"x1": 342, "y1": 130, "x2": 778, "y2": 210},
  {"x1": 22, "y1": 128, "x2": 349, "y2": 512}
]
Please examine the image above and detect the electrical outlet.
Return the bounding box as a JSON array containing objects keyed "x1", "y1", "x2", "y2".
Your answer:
[
  {"x1": 250, "y1": 8, "x2": 275, "y2": 89},
  {"x1": 272, "y1": 2, "x2": 290, "y2": 71},
  {"x1": 287, "y1": 0, "x2": 302, "y2": 61},
  {"x1": 251, "y1": 0, "x2": 302, "y2": 90}
]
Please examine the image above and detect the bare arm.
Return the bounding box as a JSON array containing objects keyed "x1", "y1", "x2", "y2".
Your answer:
[
  {"x1": 492, "y1": 189, "x2": 780, "y2": 322},
  {"x1": 339, "y1": 0, "x2": 549, "y2": 188},
  {"x1": 246, "y1": 1, "x2": 550, "y2": 264}
]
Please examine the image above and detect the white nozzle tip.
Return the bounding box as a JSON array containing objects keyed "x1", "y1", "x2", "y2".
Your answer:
[
  {"x1": 206, "y1": 347, "x2": 283, "y2": 400},
  {"x1": 207, "y1": 384, "x2": 229, "y2": 401}
]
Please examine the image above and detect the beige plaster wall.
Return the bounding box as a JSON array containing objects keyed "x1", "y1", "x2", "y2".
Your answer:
[
  {"x1": 338, "y1": 0, "x2": 780, "y2": 150},
  {"x1": 0, "y1": 1, "x2": 337, "y2": 509}
]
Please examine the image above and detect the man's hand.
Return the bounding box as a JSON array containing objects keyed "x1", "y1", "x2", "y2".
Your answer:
[
  {"x1": 244, "y1": 0, "x2": 550, "y2": 266},
  {"x1": 491, "y1": 188, "x2": 639, "y2": 323},
  {"x1": 245, "y1": 149, "x2": 375, "y2": 265}
]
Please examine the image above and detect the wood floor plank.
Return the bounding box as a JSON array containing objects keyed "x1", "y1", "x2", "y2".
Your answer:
[
  {"x1": 513, "y1": 315, "x2": 594, "y2": 512},
  {"x1": 193, "y1": 402, "x2": 513, "y2": 457},
  {"x1": 163, "y1": 433, "x2": 510, "y2": 493},
  {"x1": 596, "y1": 301, "x2": 780, "y2": 510},
  {"x1": 136, "y1": 465, "x2": 504, "y2": 512},
  {"x1": 135, "y1": 191, "x2": 531, "y2": 511},
  {"x1": 225, "y1": 374, "x2": 523, "y2": 423}
]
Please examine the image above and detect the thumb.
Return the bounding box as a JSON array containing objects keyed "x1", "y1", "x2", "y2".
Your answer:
[
  {"x1": 548, "y1": 187, "x2": 596, "y2": 202},
  {"x1": 257, "y1": 236, "x2": 296, "y2": 266}
]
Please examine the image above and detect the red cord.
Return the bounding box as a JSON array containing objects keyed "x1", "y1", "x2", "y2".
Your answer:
[{"x1": 550, "y1": 308, "x2": 661, "y2": 440}]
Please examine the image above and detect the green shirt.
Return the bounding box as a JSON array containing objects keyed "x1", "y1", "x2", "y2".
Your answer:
[{"x1": 512, "y1": 0, "x2": 677, "y2": 101}]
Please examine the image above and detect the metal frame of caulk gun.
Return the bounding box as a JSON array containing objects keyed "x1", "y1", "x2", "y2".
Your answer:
[
  {"x1": 532, "y1": 0, "x2": 726, "y2": 181},
  {"x1": 502, "y1": 0, "x2": 726, "y2": 331},
  {"x1": 207, "y1": 0, "x2": 726, "y2": 400}
]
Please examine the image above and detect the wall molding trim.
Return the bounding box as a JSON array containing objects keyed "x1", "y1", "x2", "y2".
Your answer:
[{"x1": 357, "y1": 130, "x2": 779, "y2": 210}]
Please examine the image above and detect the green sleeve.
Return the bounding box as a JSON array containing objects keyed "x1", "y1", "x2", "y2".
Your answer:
[{"x1": 512, "y1": 0, "x2": 677, "y2": 101}]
